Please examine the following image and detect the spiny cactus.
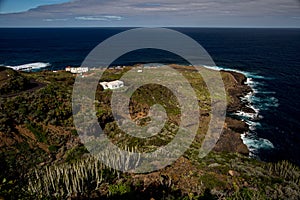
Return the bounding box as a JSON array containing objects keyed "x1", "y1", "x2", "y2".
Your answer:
[
  {"x1": 267, "y1": 160, "x2": 300, "y2": 185},
  {"x1": 26, "y1": 155, "x2": 107, "y2": 198},
  {"x1": 26, "y1": 147, "x2": 141, "y2": 199}
]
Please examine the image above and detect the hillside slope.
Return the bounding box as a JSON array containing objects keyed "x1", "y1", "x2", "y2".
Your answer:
[{"x1": 0, "y1": 66, "x2": 299, "y2": 199}]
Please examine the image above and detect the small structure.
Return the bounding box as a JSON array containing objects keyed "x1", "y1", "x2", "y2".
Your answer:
[
  {"x1": 137, "y1": 69, "x2": 143, "y2": 73},
  {"x1": 65, "y1": 66, "x2": 71, "y2": 71},
  {"x1": 65, "y1": 66, "x2": 89, "y2": 74},
  {"x1": 100, "y1": 80, "x2": 124, "y2": 90}
]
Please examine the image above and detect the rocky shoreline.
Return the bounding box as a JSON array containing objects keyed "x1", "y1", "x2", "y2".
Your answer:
[
  {"x1": 213, "y1": 70, "x2": 254, "y2": 156},
  {"x1": 1, "y1": 66, "x2": 300, "y2": 199}
]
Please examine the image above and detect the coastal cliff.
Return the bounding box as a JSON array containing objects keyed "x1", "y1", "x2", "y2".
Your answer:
[
  {"x1": 0, "y1": 66, "x2": 299, "y2": 199},
  {"x1": 214, "y1": 70, "x2": 252, "y2": 155}
]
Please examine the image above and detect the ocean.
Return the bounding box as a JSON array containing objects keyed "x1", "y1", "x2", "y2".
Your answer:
[{"x1": 0, "y1": 28, "x2": 299, "y2": 165}]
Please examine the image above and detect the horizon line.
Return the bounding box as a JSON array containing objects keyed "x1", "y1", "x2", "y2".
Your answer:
[{"x1": 0, "y1": 26, "x2": 299, "y2": 29}]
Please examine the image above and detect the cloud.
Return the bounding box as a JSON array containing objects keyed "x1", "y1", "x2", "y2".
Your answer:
[
  {"x1": 102, "y1": 15, "x2": 124, "y2": 20},
  {"x1": 75, "y1": 16, "x2": 107, "y2": 21},
  {"x1": 75, "y1": 15, "x2": 123, "y2": 21},
  {"x1": 0, "y1": 0, "x2": 299, "y2": 27},
  {"x1": 43, "y1": 18, "x2": 68, "y2": 22}
]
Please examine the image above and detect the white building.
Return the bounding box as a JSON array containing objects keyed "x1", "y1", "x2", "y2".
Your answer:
[
  {"x1": 100, "y1": 80, "x2": 124, "y2": 90},
  {"x1": 65, "y1": 66, "x2": 89, "y2": 74}
]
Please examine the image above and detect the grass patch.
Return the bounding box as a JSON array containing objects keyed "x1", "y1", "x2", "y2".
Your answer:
[
  {"x1": 26, "y1": 122, "x2": 47, "y2": 143},
  {"x1": 108, "y1": 182, "x2": 132, "y2": 197},
  {"x1": 65, "y1": 145, "x2": 89, "y2": 163},
  {"x1": 199, "y1": 173, "x2": 226, "y2": 190}
]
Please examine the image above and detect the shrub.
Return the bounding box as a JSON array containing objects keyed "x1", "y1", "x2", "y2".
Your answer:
[{"x1": 108, "y1": 182, "x2": 131, "y2": 196}]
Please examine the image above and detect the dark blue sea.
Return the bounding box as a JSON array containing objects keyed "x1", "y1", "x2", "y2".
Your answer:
[{"x1": 0, "y1": 28, "x2": 299, "y2": 165}]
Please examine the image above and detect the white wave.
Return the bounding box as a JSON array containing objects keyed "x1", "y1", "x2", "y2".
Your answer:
[
  {"x1": 245, "y1": 77, "x2": 254, "y2": 85},
  {"x1": 245, "y1": 121, "x2": 262, "y2": 130},
  {"x1": 202, "y1": 65, "x2": 260, "y2": 79},
  {"x1": 248, "y1": 104, "x2": 260, "y2": 114},
  {"x1": 202, "y1": 65, "x2": 277, "y2": 157},
  {"x1": 6, "y1": 62, "x2": 50, "y2": 71},
  {"x1": 241, "y1": 133, "x2": 274, "y2": 153},
  {"x1": 202, "y1": 65, "x2": 224, "y2": 71},
  {"x1": 252, "y1": 96, "x2": 279, "y2": 110},
  {"x1": 245, "y1": 78, "x2": 262, "y2": 88},
  {"x1": 241, "y1": 92, "x2": 256, "y2": 104},
  {"x1": 247, "y1": 74, "x2": 266, "y2": 79},
  {"x1": 259, "y1": 91, "x2": 276, "y2": 94},
  {"x1": 235, "y1": 110, "x2": 254, "y2": 118}
]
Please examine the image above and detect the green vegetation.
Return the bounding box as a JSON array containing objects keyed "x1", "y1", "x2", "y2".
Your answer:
[
  {"x1": 0, "y1": 67, "x2": 299, "y2": 199},
  {"x1": 0, "y1": 67, "x2": 31, "y2": 95},
  {"x1": 27, "y1": 155, "x2": 117, "y2": 198},
  {"x1": 65, "y1": 145, "x2": 89, "y2": 163},
  {"x1": 266, "y1": 160, "x2": 300, "y2": 184},
  {"x1": 26, "y1": 122, "x2": 47, "y2": 143},
  {"x1": 108, "y1": 182, "x2": 132, "y2": 196}
]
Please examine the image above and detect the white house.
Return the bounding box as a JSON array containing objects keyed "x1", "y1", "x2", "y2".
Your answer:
[
  {"x1": 65, "y1": 66, "x2": 89, "y2": 74},
  {"x1": 100, "y1": 80, "x2": 124, "y2": 90},
  {"x1": 65, "y1": 66, "x2": 71, "y2": 72}
]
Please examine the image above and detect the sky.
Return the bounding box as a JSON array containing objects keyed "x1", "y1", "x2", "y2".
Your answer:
[{"x1": 0, "y1": 0, "x2": 299, "y2": 27}]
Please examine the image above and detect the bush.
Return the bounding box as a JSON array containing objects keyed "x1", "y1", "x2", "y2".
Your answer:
[{"x1": 108, "y1": 182, "x2": 131, "y2": 196}]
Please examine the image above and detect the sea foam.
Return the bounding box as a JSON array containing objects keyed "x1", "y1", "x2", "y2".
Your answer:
[
  {"x1": 5, "y1": 62, "x2": 51, "y2": 71},
  {"x1": 202, "y1": 65, "x2": 276, "y2": 158}
]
